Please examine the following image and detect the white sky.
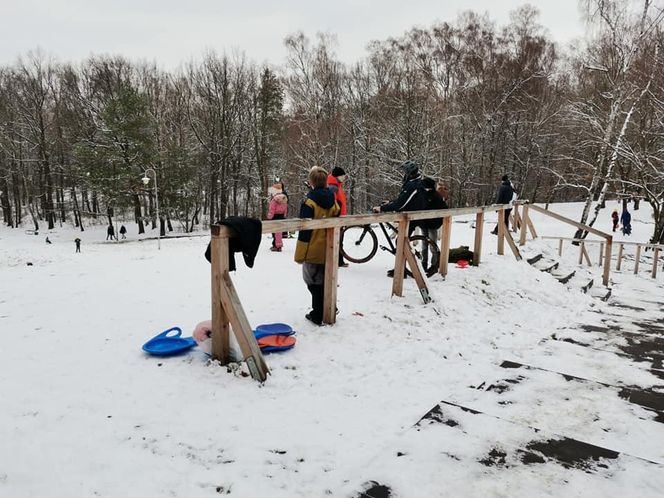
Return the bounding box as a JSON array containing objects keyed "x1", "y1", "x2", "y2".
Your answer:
[{"x1": 1, "y1": 0, "x2": 587, "y2": 69}]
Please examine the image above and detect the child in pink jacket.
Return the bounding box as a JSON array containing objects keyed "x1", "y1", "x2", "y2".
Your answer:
[{"x1": 267, "y1": 191, "x2": 288, "y2": 251}]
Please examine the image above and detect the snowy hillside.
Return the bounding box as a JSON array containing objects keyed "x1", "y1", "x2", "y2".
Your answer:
[{"x1": 1, "y1": 201, "x2": 663, "y2": 498}]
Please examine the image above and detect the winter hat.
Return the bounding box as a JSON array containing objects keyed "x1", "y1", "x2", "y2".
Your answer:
[
  {"x1": 501, "y1": 174, "x2": 509, "y2": 182},
  {"x1": 331, "y1": 166, "x2": 346, "y2": 177}
]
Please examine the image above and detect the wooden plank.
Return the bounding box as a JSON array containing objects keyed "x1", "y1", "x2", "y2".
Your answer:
[
  {"x1": 497, "y1": 209, "x2": 505, "y2": 256},
  {"x1": 527, "y1": 216, "x2": 538, "y2": 239},
  {"x1": 219, "y1": 272, "x2": 269, "y2": 382},
  {"x1": 598, "y1": 242, "x2": 604, "y2": 266},
  {"x1": 391, "y1": 215, "x2": 410, "y2": 297},
  {"x1": 578, "y1": 241, "x2": 584, "y2": 265},
  {"x1": 582, "y1": 242, "x2": 592, "y2": 266},
  {"x1": 519, "y1": 205, "x2": 528, "y2": 246},
  {"x1": 602, "y1": 238, "x2": 612, "y2": 286},
  {"x1": 212, "y1": 203, "x2": 513, "y2": 236},
  {"x1": 438, "y1": 216, "x2": 452, "y2": 276},
  {"x1": 211, "y1": 235, "x2": 231, "y2": 364},
  {"x1": 635, "y1": 245, "x2": 642, "y2": 274},
  {"x1": 558, "y1": 238, "x2": 563, "y2": 256},
  {"x1": 509, "y1": 213, "x2": 517, "y2": 232},
  {"x1": 504, "y1": 229, "x2": 522, "y2": 260},
  {"x1": 323, "y1": 227, "x2": 340, "y2": 324},
  {"x1": 616, "y1": 243, "x2": 624, "y2": 271},
  {"x1": 652, "y1": 247, "x2": 660, "y2": 279},
  {"x1": 403, "y1": 240, "x2": 432, "y2": 304},
  {"x1": 474, "y1": 212, "x2": 484, "y2": 266},
  {"x1": 527, "y1": 204, "x2": 609, "y2": 239}
]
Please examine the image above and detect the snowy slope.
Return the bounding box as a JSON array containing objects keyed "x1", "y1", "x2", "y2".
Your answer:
[{"x1": 0, "y1": 201, "x2": 662, "y2": 497}]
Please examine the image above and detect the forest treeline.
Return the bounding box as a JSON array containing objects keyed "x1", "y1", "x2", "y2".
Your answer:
[{"x1": 1, "y1": 1, "x2": 663, "y2": 241}]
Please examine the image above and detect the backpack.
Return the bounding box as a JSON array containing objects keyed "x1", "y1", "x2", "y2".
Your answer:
[{"x1": 448, "y1": 246, "x2": 474, "y2": 264}]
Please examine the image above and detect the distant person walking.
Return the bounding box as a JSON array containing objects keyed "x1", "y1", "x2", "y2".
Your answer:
[
  {"x1": 119, "y1": 225, "x2": 127, "y2": 239},
  {"x1": 106, "y1": 225, "x2": 115, "y2": 241},
  {"x1": 611, "y1": 210, "x2": 619, "y2": 232},
  {"x1": 75, "y1": 238, "x2": 81, "y2": 253},
  {"x1": 492, "y1": 175, "x2": 515, "y2": 235},
  {"x1": 621, "y1": 208, "x2": 632, "y2": 236}
]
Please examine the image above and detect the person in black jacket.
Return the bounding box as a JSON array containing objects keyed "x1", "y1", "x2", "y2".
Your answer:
[
  {"x1": 492, "y1": 175, "x2": 515, "y2": 235},
  {"x1": 372, "y1": 161, "x2": 426, "y2": 226}
]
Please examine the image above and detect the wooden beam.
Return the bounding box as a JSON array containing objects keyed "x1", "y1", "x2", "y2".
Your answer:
[
  {"x1": 616, "y1": 243, "x2": 624, "y2": 271},
  {"x1": 323, "y1": 227, "x2": 340, "y2": 324},
  {"x1": 527, "y1": 204, "x2": 609, "y2": 239},
  {"x1": 635, "y1": 245, "x2": 642, "y2": 274},
  {"x1": 211, "y1": 235, "x2": 231, "y2": 364},
  {"x1": 218, "y1": 273, "x2": 269, "y2": 382},
  {"x1": 582, "y1": 242, "x2": 592, "y2": 266},
  {"x1": 527, "y1": 216, "x2": 538, "y2": 239},
  {"x1": 519, "y1": 205, "x2": 528, "y2": 246},
  {"x1": 474, "y1": 212, "x2": 484, "y2": 265},
  {"x1": 513, "y1": 204, "x2": 521, "y2": 231},
  {"x1": 391, "y1": 215, "x2": 410, "y2": 297},
  {"x1": 558, "y1": 239, "x2": 563, "y2": 257},
  {"x1": 652, "y1": 247, "x2": 660, "y2": 279},
  {"x1": 438, "y1": 216, "x2": 452, "y2": 276},
  {"x1": 578, "y1": 241, "x2": 584, "y2": 265},
  {"x1": 504, "y1": 229, "x2": 522, "y2": 260},
  {"x1": 212, "y1": 203, "x2": 513, "y2": 236},
  {"x1": 602, "y1": 238, "x2": 612, "y2": 286},
  {"x1": 497, "y1": 209, "x2": 505, "y2": 256},
  {"x1": 599, "y1": 242, "x2": 604, "y2": 266},
  {"x1": 403, "y1": 240, "x2": 432, "y2": 304}
]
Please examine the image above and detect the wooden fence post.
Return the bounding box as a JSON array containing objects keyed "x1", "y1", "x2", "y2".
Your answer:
[
  {"x1": 439, "y1": 216, "x2": 452, "y2": 276},
  {"x1": 391, "y1": 215, "x2": 410, "y2": 297},
  {"x1": 599, "y1": 242, "x2": 604, "y2": 266},
  {"x1": 652, "y1": 247, "x2": 660, "y2": 279},
  {"x1": 558, "y1": 239, "x2": 563, "y2": 256},
  {"x1": 616, "y1": 243, "x2": 624, "y2": 271},
  {"x1": 211, "y1": 231, "x2": 231, "y2": 364},
  {"x1": 474, "y1": 212, "x2": 484, "y2": 266},
  {"x1": 323, "y1": 227, "x2": 340, "y2": 324},
  {"x1": 519, "y1": 205, "x2": 528, "y2": 246},
  {"x1": 602, "y1": 237, "x2": 612, "y2": 286},
  {"x1": 578, "y1": 241, "x2": 584, "y2": 266},
  {"x1": 635, "y1": 245, "x2": 642, "y2": 274},
  {"x1": 497, "y1": 209, "x2": 505, "y2": 256}
]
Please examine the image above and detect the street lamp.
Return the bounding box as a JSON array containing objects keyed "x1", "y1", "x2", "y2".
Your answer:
[{"x1": 142, "y1": 168, "x2": 160, "y2": 250}]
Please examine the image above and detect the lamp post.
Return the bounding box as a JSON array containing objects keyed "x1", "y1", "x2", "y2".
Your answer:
[{"x1": 142, "y1": 168, "x2": 160, "y2": 250}]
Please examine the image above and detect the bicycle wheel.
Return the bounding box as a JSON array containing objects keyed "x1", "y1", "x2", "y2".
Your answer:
[
  {"x1": 341, "y1": 225, "x2": 378, "y2": 264},
  {"x1": 409, "y1": 235, "x2": 440, "y2": 277}
]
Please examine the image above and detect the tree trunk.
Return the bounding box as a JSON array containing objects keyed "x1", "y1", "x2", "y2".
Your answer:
[{"x1": 134, "y1": 193, "x2": 145, "y2": 234}]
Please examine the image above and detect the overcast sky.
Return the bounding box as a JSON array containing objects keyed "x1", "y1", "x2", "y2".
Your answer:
[{"x1": 1, "y1": 0, "x2": 587, "y2": 69}]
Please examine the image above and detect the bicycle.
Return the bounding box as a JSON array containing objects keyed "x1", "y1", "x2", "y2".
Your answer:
[{"x1": 340, "y1": 221, "x2": 440, "y2": 277}]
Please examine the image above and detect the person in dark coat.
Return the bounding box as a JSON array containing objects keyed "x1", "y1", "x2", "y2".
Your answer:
[
  {"x1": 492, "y1": 175, "x2": 515, "y2": 234},
  {"x1": 119, "y1": 225, "x2": 127, "y2": 239},
  {"x1": 621, "y1": 209, "x2": 632, "y2": 236},
  {"x1": 75, "y1": 238, "x2": 81, "y2": 253},
  {"x1": 372, "y1": 161, "x2": 426, "y2": 222},
  {"x1": 611, "y1": 210, "x2": 619, "y2": 232},
  {"x1": 106, "y1": 224, "x2": 115, "y2": 241}
]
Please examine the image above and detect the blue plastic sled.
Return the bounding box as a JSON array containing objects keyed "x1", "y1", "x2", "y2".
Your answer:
[
  {"x1": 142, "y1": 327, "x2": 197, "y2": 356},
  {"x1": 254, "y1": 323, "x2": 294, "y2": 340}
]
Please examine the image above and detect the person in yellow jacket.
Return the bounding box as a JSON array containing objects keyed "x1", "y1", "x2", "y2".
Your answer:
[{"x1": 295, "y1": 166, "x2": 340, "y2": 325}]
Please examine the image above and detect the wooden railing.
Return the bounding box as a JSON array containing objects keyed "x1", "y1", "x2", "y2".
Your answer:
[
  {"x1": 542, "y1": 236, "x2": 663, "y2": 279},
  {"x1": 209, "y1": 203, "x2": 517, "y2": 381},
  {"x1": 520, "y1": 203, "x2": 613, "y2": 286}
]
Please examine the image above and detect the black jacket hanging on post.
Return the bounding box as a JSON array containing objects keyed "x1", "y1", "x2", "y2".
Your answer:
[{"x1": 205, "y1": 217, "x2": 262, "y2": 271}]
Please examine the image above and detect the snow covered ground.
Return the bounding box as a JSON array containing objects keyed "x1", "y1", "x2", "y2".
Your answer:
[{"x1": 1, "y1": 201, "x2": 663, "y2": 497}]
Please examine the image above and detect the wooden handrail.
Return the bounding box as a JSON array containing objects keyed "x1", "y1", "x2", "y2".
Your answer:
[
  {"x1": 541, "y1": 235, "x2": 664, "y2": 249},
  {"x1": 211, "y1": 204, "x2": 512, "y2": 237},
  {"x1": 527, "y1": 203, "x2": 612, "y2": 286}
]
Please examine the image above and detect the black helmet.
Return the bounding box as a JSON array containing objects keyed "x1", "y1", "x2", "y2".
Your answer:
[{"x1": 400, "y1": 160, "x2": 419, "y2": 180}]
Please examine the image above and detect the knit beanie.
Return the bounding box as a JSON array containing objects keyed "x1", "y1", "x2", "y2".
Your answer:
[{"x1": 331, "y1": 166, "x2": 346, "y2": 177}]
